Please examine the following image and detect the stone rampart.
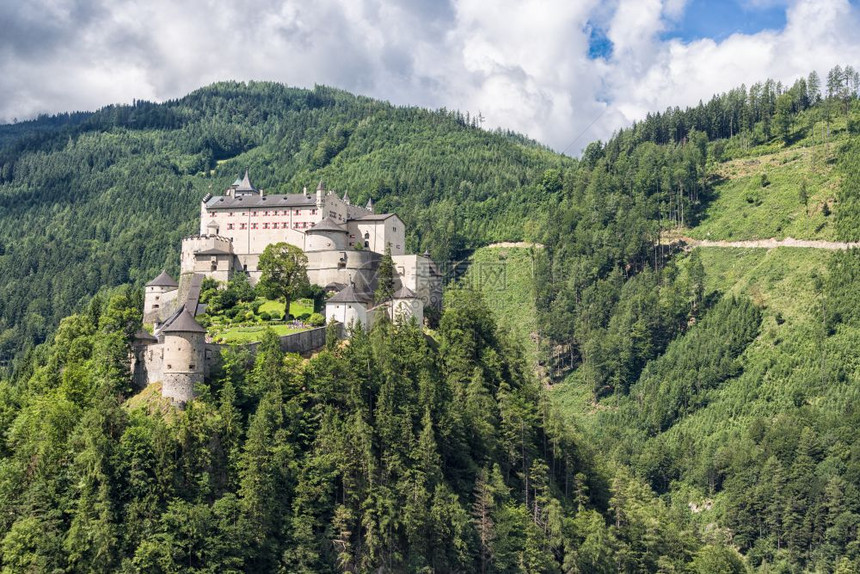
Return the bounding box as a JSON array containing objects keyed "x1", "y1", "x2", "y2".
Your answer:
[
  {"x1": 162, "y1": 372, "x2": 202, "y2": 404},
  {"x1": 201, "y1": 325, "x2": 336, "y2": 377}
]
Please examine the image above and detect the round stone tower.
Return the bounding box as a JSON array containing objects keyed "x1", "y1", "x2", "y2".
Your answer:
[
  {"x1": 160, "y1": 308, "x2": 206, "y2": 404},
  {"x1": 144, "y1": 270, "x2": 178, "y2": 317},
  {"x1": 305, "y1": 216, "x2": 348, "y2": 251}
]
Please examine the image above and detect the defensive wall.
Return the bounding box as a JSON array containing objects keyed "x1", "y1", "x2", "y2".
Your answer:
[{"x1": 132, "y1": 325, "x2": 340, "y2": 394}]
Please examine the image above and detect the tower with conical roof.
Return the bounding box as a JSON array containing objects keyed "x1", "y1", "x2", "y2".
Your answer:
[
  {"x1": 305, "y1": 216, "x2": 348, "y2": 251},
  {"x1": 325, "y1": 282, "x2": 373, "y2": 329},
  {"x1": 160, "y1": 308, "x2": 206, "y2": 404},
  {"x1": 144, "y1": 270, "x2": 179, "y2": 318}
]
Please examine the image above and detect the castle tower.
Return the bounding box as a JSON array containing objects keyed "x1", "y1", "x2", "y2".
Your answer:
[
  {"x1": 365, "y1": 197, "x2": 374, "y2": 213},
  {"x1": 325, "y1": 282, "x2": 372, "y2": 329},
  {"x1": 144, "y1": 271, "x2": 179, "y2": 317},
  {"x1": 206, "y1": 220, "x2": 219, "y2": 236},
  {"x1": 234, "y1": 169, "x2": 257, "y2": 196},
  {"x1": 160, "y1": 308, "x2": 206, "y2": 404},
  {"x1": 343, "y1": 190, "x2": 351, "y2": 206},
  {"x1": 316, "y1": 180, "x2": 325, "y2": 211},
  {"x1": 304, "y1": 217, "x2": 348, "y2": 251}
]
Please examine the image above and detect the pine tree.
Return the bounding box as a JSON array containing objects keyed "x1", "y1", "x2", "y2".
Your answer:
[
  {"x1": 688, "y1": 248, "x2": 705, "y2": 317},
  {"x1": 375, "y1": 244, "x2": 396, "y2": 304},
  {"x1": 472, "y1": 467, "x2": 497, "y2": 574}
]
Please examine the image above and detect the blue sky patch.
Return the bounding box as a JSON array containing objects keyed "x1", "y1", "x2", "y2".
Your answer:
[
  {"x1": 587, "y1": 24, "x2": 613, "y2": 60},
  {"x1": 662, "y1": 0, "x2": 787, "y2": 43}
]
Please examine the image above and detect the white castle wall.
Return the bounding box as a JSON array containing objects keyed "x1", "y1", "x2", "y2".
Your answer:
[
  {"x1": 307, "y1": 250, "x2": 380, "y2": 292},
  {"x1": 131, "y1": 342, "x2": 163, "y2": 390},
  {"x1": 305, "y1": 230, "x2": 348, "y2": 252},
  {"x1": 393, "y1": 254, "x2": 443, "y2": 309},
  {"x1": 144, "y1": 286, "x2": 179, "y2": 318},
  {"x1": 180, "y1": 235, "x2": 234, "y2": 274},
  {"x1": 347, "y1": 217, "x2": 405, "y2": 255},
  {"x1": 326, "y1": 301, "x2": 368, "y2": 330}
]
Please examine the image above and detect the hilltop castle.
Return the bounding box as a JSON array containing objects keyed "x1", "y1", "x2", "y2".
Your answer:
[{"x1": 134, "y1": 171, "x2": 441, "y2": 404}]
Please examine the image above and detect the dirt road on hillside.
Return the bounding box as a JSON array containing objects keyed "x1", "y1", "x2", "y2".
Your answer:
[
  {"x1": 485, "y1": 242, "x2": 544, "y2": 249},
  {"x1": 682, "y1": 237, "x2": 860, "y2": 250}
]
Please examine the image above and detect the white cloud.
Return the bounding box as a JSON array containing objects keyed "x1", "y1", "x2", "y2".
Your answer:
[
  {"x1": 604, "y1": 0, "x2": 860, "y2": 135},
  {"x1": 1, "y1": 0, "x2": 859, "y2": 154}
]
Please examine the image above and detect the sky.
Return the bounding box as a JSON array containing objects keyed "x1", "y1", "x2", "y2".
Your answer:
[{"x1": 1, "y1": 0, "x2": 859, "y2": 154}]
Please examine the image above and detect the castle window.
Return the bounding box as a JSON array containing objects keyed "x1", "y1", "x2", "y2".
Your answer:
[
  {"x1": 227, "y1": 223, "x2": 234, "y2": 230},
  {"x1": 167, "y1": 364, "x2": 172, "y2": 369},
  {"x1": 263, "y1": 223, "x2": 269, "y2": 229},
  {"x1": 228, "y1": 212, "x2": 234, "y2": 217},
  {"x1": 251, "y1": 223, "x2": 258, "y2": 230},
  {"x1": 240, "y1": 223, "x2": 247, "y2": 230},
  {"x1": 311, "y1": 209, "x2": 317, "y2": 215},
  {"x1": 189, "y1": 364, "x2": 195, "y2": 370},
  {"x1": 153, "y1": 304, "x2": 159, "y2": 309},
  {"x1": 364, "y1": 241, "x2": 369, "y2": 248},
  {"x1": 271, "y1": 222, "x2": 278, "y2": 229},
  {"x1": 364, "y1": 232, "x2": 370, "y2": 239}
]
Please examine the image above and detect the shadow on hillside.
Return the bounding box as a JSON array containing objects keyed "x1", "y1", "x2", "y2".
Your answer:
[{"x1": 687, "y1": 173, "x2": 728, "y2": 228}]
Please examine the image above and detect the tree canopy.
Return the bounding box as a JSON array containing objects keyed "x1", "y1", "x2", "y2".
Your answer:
[{"x1": 257, "y1": 242, "x2": 309, "y2": 319}]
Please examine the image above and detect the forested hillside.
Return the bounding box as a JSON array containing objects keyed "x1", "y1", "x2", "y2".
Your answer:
[
  {"x1": 0, "y1": 82, "x2": 572, "y2": 373},
  {"x1": 0, "y1": 284, "x2": 736, "y2": 572},
  {"x1": 526, "y1": 65, "x2": 860, "y2": 572}
]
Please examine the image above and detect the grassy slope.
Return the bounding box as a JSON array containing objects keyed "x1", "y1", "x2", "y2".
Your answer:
[
  {"x1": 464, "y1": 246, "x2": 540, "y2": 365},
  {"x1": 690, "y1": 116, "x2": 849, "y2": 241}
]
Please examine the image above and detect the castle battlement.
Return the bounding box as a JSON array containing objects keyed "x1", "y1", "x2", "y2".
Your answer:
[{"x1": 181, "y1": 234, "x2": 234, "y2": 243}]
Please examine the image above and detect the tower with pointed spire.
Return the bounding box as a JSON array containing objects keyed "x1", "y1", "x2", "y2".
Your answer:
[{"x1": 230, "y1": 169, "x2": 257, "y2": 197}]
